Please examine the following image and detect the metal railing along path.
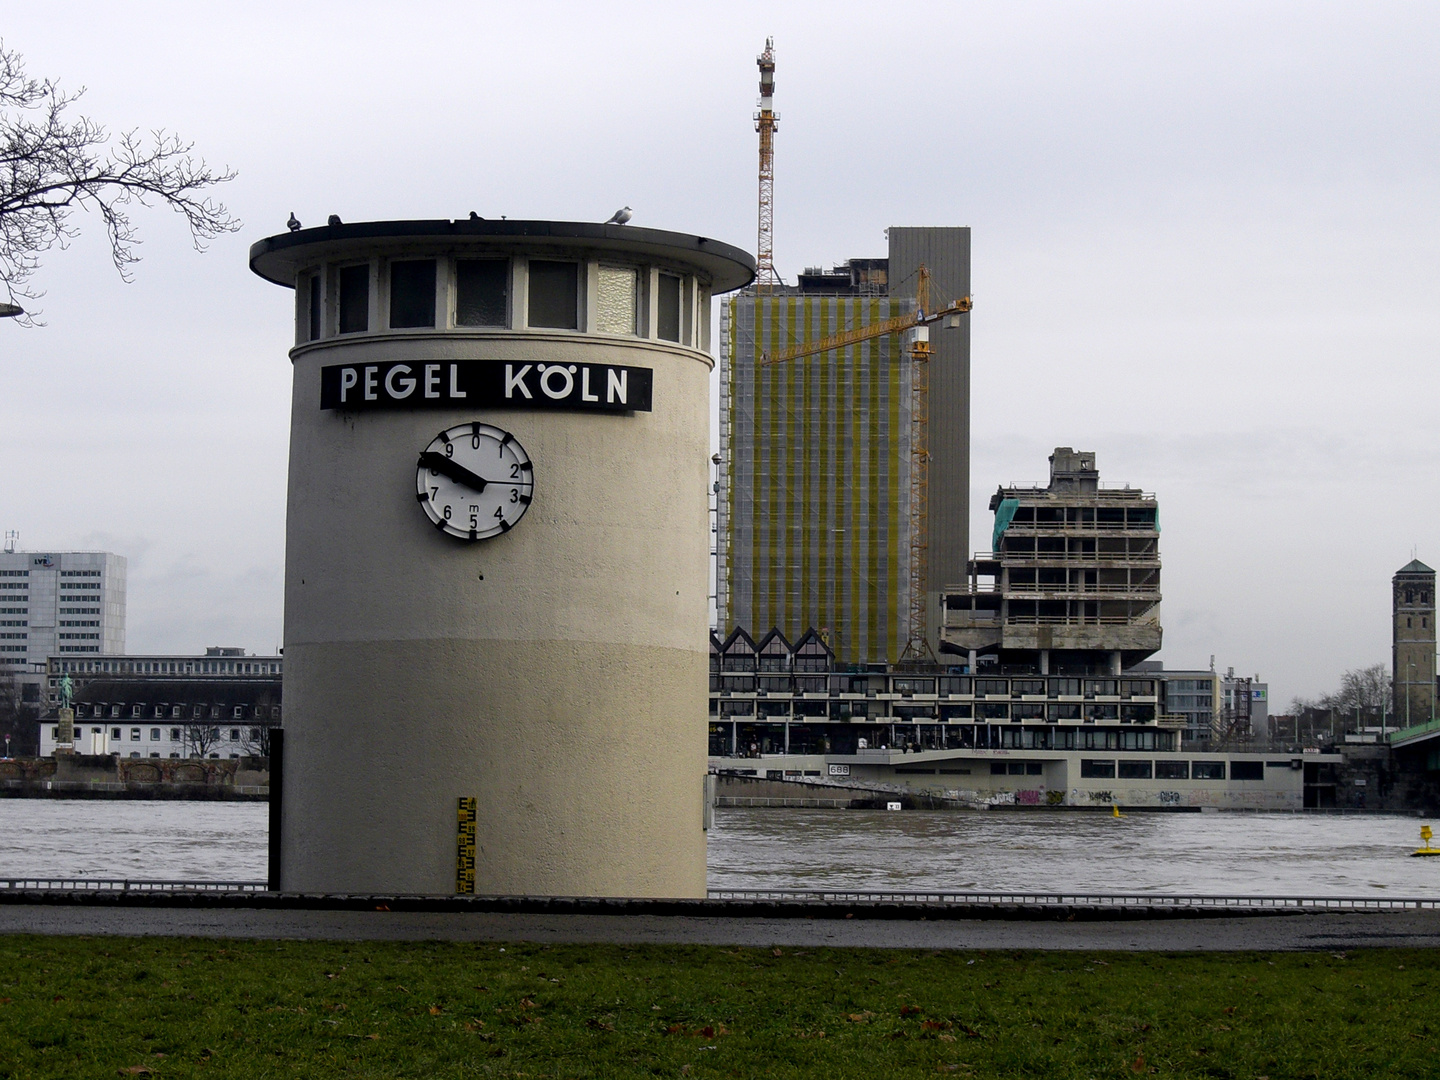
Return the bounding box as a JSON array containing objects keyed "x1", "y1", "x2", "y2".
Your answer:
[
  {"x1": 704, "y1": 888, "x2": 1440, "y2": 912},
  {"x1": 0, "y1": 878, "x2": 267, "y2": 893}
]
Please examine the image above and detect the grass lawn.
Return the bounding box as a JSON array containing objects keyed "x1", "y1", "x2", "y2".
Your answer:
[{"x1": 0, "y1": 936, "x2": 1436, "y2": 1078}]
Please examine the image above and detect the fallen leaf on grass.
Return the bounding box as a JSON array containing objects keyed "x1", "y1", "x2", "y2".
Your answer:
[
  {"x1": 1130, "y1": 1053, "x2": 1145, "y2": 1073},
  {"x1": 118, "y1": 1069, "x2": 153, "y2": 1077},
  {"x1": 429, "y1": 1005, "x2": 443, "y2": 1016},
  {"x1": 1223, "y1": 1006, "x2": 1236, "y2": 1016},
  {"x1": 847, "y1": 1011, "x2": 875, "y2": 1023},
  {"x1": 586, "y1": 1018, "x2": 615, "y2": 1031},
  {"x1": 901, "y1": 1005, "x2": 924, "y2": 1017},
  {"x1": 520, "y1": 998, "x2": 537, "y2": 1009},
  {"x1": 937, "y1": 1033, "x2": 957, "y2": 1042}
]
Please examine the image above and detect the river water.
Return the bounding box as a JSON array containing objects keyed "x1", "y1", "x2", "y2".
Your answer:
[{"x1": 0, "y1": 802, "x2": 1436, "y2": 897}]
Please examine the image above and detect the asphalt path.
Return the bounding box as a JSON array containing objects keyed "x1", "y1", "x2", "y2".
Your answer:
[{"x1": 2, "y1": 905, "x2": 1438, "y2": 950}]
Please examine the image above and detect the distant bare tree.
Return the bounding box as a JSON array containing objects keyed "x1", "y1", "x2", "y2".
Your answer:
[
  {"x1": 182, "y1": 723, "x2": 222, "y2": 759},
  {"x1": 1291, "y1": 663, "x2": 1392, "y2": 730},
  {"x1": 1, "y1": 41, "x2": 240, "y2": 323}
]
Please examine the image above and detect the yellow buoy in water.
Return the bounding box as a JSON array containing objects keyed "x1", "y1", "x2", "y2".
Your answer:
[
  {"x1": 1412, "y1": 824, "x2": 1439, "y2": 857},
  {"x1": 1112, "y1": 803, "x2": 1124, "y2": 818}
]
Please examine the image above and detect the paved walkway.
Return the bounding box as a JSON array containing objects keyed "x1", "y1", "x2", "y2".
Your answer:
[{"x1": 3, "y1": 905, "x2": 1439, "y2": 950}]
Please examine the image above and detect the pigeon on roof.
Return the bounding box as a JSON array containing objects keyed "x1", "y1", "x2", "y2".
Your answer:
[
  {"x1": 327, "y1": 214, "x2": 342, "y2": 226},
  {"x1": 604, "y1": 206, "x2": 632, "y2": 225},
  {"x1": 286, "y1": 212, "x2": 301, "y2": 232}
]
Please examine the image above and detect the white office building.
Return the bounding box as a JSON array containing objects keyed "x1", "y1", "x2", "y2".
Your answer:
[{"x1": 0, "y1": 548, "x2": 127, "y2": 680}]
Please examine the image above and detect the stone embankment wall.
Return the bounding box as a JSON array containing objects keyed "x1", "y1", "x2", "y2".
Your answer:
[
  {"x1": 1334, "y1": 746, "x2": 1440, "y2": 812},
  {"x1": 0, "y1": 755, "x2": 269, "y2": 800}
]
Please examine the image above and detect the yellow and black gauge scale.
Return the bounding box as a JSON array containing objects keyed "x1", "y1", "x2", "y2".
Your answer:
[{"x1": 456, "y1": 797, "x2": 478, "y2": 892}]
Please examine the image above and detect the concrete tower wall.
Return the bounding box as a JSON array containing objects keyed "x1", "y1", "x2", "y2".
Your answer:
[
  {"x1": 252, "y1": 220, "x2": 754, "y2": 898},
  {"x1": 1392, "y1": 562, "x2": 1436, "y2": 728}
]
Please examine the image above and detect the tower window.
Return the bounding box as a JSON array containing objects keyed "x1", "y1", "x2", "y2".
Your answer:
[
  {"x1": 657, "y1": 273, "x2": 682, "y2": 342},
  {"x1": 389, "y1": 260, "x2": 437, "y2": 329},
  {"x1": 527, "y1": 261, "x2": 579, "y2": 329},
  {"x1": 455, "y1": 259, "x2": 508, "y2": 327},
  {"x1": 338, "y1": 264, "x2": 370, "y2": 333}
]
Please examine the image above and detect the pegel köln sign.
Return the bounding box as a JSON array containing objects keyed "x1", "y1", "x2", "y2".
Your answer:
[{"x1": 320, "y1": 360, "x2": 652, "y2": 413}]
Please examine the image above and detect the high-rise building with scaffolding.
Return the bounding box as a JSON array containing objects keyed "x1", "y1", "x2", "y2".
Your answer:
[{"x1": 715, "y1": 228, "x2": 971, "y2": 664}]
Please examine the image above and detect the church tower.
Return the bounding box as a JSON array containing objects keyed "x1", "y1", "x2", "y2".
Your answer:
[{"x1": 1392, "y1": 559, "x2": 1436, "y2": 727}]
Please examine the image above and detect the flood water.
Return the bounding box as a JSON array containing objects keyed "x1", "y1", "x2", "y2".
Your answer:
[{"x1": 0, "y1": 801, "x2": 1436, "y2": 897}]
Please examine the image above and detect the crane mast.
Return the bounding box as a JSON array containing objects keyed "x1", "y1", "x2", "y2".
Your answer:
[{"x1": 754, "y1": 38, "x2": 781, "y2": 292}]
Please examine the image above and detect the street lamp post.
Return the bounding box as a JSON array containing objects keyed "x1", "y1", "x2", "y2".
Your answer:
[{"x1": 0, "y1": 303, "x2": 23, "y2": 319}]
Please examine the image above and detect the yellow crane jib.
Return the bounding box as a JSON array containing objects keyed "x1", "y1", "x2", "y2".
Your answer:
[{"x1": 760, "y1": 294, "x2": 972, "y2": 366}]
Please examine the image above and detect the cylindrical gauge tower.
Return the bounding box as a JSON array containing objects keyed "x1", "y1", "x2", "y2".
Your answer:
[{"x1": 249, "y1": 219, "x2": 754, "y2": 896}]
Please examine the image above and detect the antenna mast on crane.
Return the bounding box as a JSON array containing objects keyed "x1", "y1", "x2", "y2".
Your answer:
[{"x1": 754, "y1": 38, "x2": 781, "y2": 292}]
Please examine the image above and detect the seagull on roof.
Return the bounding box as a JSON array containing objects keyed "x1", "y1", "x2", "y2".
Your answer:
[
  {"x1": 286, "y1": 212, "x2": 301, "y2": 232},
  {"x1": 604, "y1": 206, "x2": 632, "y2": 225}
]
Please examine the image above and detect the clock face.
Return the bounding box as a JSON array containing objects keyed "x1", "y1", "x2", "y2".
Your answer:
[{"x1": 416, "y1": 423, "x2": 534, "y2": 540}]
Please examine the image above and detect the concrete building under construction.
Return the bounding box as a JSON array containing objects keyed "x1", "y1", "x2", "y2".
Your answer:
[
  {"x1": 942, "y1": 447, "x2": 1162, "y2": 674},
  {"x1": 715, "y1": 228, "x2": 971, "y2": 664}
]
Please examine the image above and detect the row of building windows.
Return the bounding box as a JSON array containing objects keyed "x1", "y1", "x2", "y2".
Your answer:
[
  {"x1": 59, "y1": 620, "x2": 98, "y2": 627},
  {"x1": 0, "y1": 570, "x2": 28, "y2": 577},
  {"x1": 0, "y1": 582, "x2": 29, "y2": 590},
  {"x1": 1078, "y1": 759, "x2": 1269, "y2": 781},
  {"x1": 0, "y1": 607, "x2": 27, "y2": 614},
  {"x1": 72, "y1": 703, "x2": 279, "y2": 720},
  {"x1": 59, "y1": 570, "x2": 101, "y2": 577},
  {"x1": 58, "y1": 607, "x2": 100, "y2": 615},
  {"x1": 0, "y1": 632, "x2": 26, "y2": 639},
  {"x1": 298, "y1": 257, "x2": 701, "y2": 348},
  {"x1": 709, "y1": 723, "x2": 1179, "y2": 754},
  {"x1": 60, "y1": 646, "x2": 99, "y2": 652},
  {"x1": 54, "y1": 726, "x2": 264, "y2": 742},
  {"x1": 714, "y1": 699, "x2": 1159, "y2": 722},
  {"x1": 58, "y1": 632, "x2": 99, "y2": 640},
  {"x1": 51, "y1": 658, "x2": 280, "y2": 675}
]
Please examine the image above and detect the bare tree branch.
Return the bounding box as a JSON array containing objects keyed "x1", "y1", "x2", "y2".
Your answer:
[{"x1": 0, "y1": 41, "x2": 240, "y2": 324}]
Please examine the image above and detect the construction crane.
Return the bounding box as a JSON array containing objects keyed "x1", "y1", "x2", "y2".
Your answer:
[
  {"x1": 761, "y1": 267, "x2": 972, "y2": 662},
  {"x1": 753, "y1": 38, "x2": 781, "y2": 292}
]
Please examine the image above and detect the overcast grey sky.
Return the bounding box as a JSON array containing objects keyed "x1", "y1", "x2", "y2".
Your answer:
[{"x1": 2, "y1": 1, "x2": 1437, "y2": 705}]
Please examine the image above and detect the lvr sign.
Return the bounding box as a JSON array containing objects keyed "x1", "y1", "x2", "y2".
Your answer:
[{"x1": 320, "y1": 360, "x2": 653, "y2": 413}]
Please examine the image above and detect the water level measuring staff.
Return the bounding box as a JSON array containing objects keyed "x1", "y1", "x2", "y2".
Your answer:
[{"x1": 250, "y1": 217, "x2": 754, "y2": 897}]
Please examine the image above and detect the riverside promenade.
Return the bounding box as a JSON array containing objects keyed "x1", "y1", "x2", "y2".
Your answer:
[{"x1": 2, "y1": 888, "x2": 1439, "y2": 950}]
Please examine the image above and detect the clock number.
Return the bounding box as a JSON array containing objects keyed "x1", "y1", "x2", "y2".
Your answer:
[
  {"x1": 443, "y1": 505, "x2": 452, "y2": 520},
  {"x1": 471, "y1": 434, "x2": 481, "y2": 449},
  {"x1": 509, "y1": 488, "x2": 520, "y2": 503},
  {"x1": 430, "y1": 487, "x2": 439, "y2": 500},
  {"x1": 509, "y1": 463, "x2": 521, "y2": 479},
  {"x1": 494, "y1": 506, "x2": 505, "y2": 520},
  {"x1": 444, "y1": 442, "x2": 454, "y2": 458}
]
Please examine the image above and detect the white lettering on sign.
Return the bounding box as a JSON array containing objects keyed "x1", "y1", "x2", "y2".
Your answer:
[
  {"x1": 424, "y1": 364, "x2": 440, "y2": 399},
  {"x1": 504, "y1": 364, "x2": 533, "y2": 399},
  {"x1": 607, "y1": 368, "x2": 628, "y2": 405},
  {"x1": 449, "y1": 364, "x2": 466, "y2": 399},
  {"x1": 581, "y1": 367, "x2": 599, "y2": 402},
  {"x1": 363, "y1": 366, "x2": 378, "y2": 401},
  {"x1": 540, "y1": 364, "x2": 575, "y2": 400},
  {"x1": 384, "y1": 365, "x2": 415, "y2": 399},
  {"x1": 339, "y1": 368, "x2": 358, "y2": 403}
]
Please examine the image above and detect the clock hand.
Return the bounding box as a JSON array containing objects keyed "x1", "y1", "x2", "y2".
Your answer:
[{"x1": 418, "y1": 451, "x2": 488, "y2": 493}]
